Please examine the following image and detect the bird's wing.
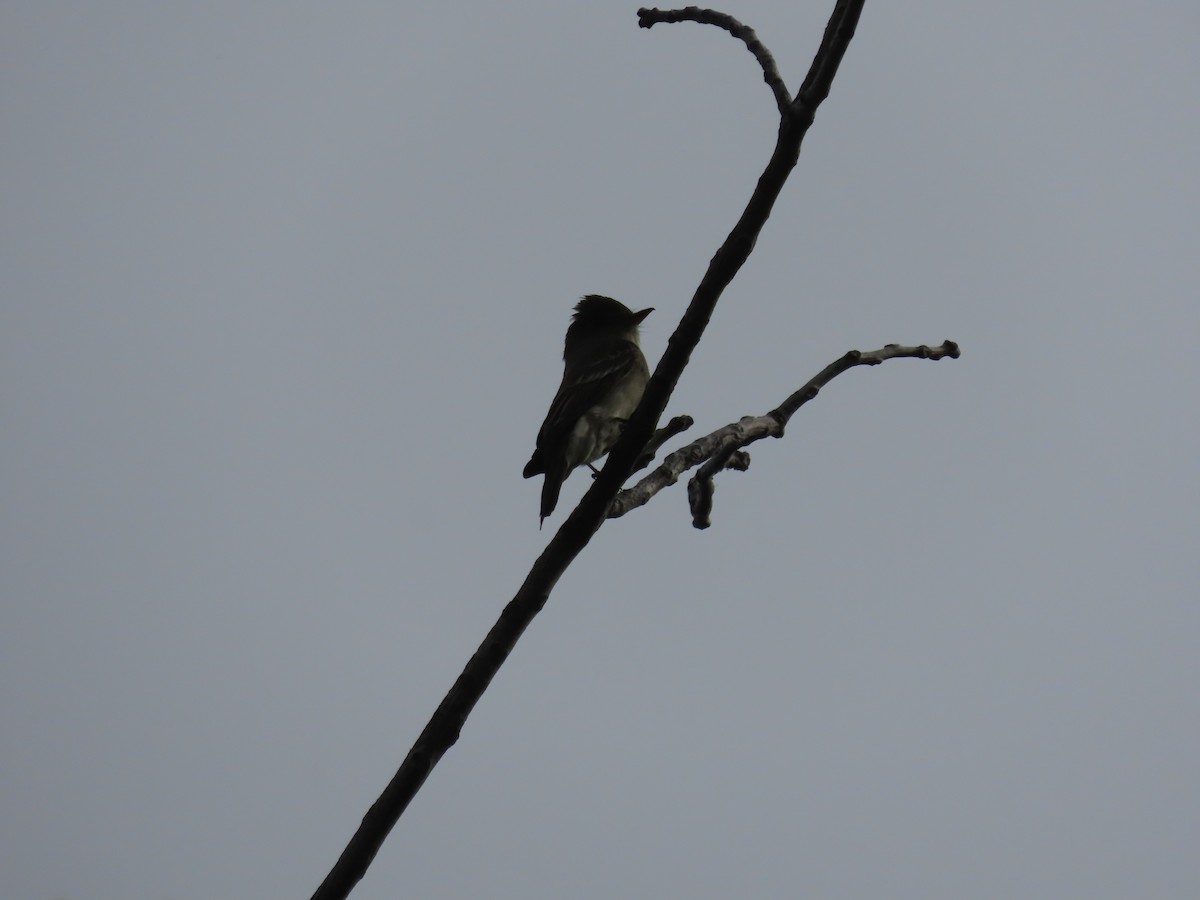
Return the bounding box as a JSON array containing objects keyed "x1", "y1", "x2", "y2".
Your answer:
[{"x1": 526, "y1": 340, "x2": 643, "y2": 471}]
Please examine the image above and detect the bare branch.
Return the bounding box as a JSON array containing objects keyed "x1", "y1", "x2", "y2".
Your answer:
[
  {"x1": 791, "y1": 0, "x2": 863, "y2": 124},
  {"x1": 638, "y1": 7, "x2": 791, "y2": 115},
  {"x1": 770, "y1": 341, "x2": 961, "y2": 427},
  {"x1": 617, "y1": 0, "x2": 864, "y2": 497},
  {"x1": 310, "y1": 6, "x2": 868, "y2": 898},
  {"x1": 609, "y1": 420, "x2": 749, "y2": 519},
  {"x1": 609, "y1": 341, "x2": 961, "y2": 526}
]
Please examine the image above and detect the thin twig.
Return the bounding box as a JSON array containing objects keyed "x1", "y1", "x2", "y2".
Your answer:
[{"x1": 638, "y1": 7, "x2": 791, "y2": 114}]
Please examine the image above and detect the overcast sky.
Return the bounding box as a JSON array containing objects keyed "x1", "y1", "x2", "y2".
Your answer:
[{"x1": 3, "y1": 3, "x2": 1198, "y2": 899}]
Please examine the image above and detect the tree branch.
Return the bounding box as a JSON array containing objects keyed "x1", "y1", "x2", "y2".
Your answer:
[
  {"x1": 310, "y1": 5, "x2": 867, "y2": 898},
  {"x1": 638, "y1": 7, "x2": 792, "y2": 115},
  {"x1": 611, "y1": 341, "x2": 960, "y2": 526}
]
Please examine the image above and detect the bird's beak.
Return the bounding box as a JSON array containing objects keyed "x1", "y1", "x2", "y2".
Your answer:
[{"x1": 632, "y1": 307, "x2": 654, "y2": 324}]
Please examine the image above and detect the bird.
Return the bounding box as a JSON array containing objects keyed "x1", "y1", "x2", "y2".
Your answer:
[{"x1": 523, "y1": 295, "x2": 652, "y2": 526}]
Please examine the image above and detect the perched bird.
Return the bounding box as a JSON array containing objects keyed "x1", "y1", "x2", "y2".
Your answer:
[{"x1": 523, "y1": 295, "x2": 653, "y2": 525}]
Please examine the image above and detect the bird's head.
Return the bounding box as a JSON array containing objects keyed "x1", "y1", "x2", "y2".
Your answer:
[{"x1": 565, "y1": 295, "x2": 653, "y2": 351}]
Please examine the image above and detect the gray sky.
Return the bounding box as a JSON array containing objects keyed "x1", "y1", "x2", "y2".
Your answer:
[{"x1": 3, "y1": 3, "x2": 1198, "y2": 898}]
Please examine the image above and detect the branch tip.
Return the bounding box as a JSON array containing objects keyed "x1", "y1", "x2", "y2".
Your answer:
[{"x1": 636, "y1": 6, "x2": 791, "y2": 114}]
